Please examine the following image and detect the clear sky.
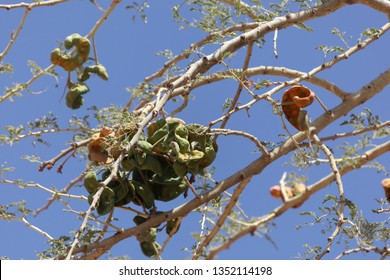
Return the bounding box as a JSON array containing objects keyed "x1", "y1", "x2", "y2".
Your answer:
[{"x1": 0, "y1": 0, "x2": 389, "y2": 260}]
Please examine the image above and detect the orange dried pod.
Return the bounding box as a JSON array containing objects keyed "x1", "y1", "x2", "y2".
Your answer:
[
  {"x1": 269, "y1": 185, "x2": 282, "y2": 198},
  {"x1": 269, "y1": 183, "x2": 306, "y2": 208},
  {"x1": 282, "y1": 85, "x2": 315, "y2": 131},
  {"x1": 99, "y1": 129, "x2": 114, "y2": 138},
  {"x1": 269, "y1": 185, "x2": 293, "y2": 201},
  {"x1": 381, "y1": 178, "x2": 390, "y2": 202},
  {"x1": 87, "y1": 131, "x2": 113, "y2": 164}
]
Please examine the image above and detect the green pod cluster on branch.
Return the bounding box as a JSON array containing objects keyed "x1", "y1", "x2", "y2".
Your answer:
[
  {"x1": 50, "y1": 33, "x2": 109, "y2": 110},
  {"x1": 131, "y1": 166, "x2": 188, "y2": 205},
  {"x1": 117, "y1": 119, "x2": 218, "y2": 209},
  {"x1": 147, "y1": 119, "x2": 218, "y2": 176},
  {"x1": 50, "y1": 33, "x2": 90, "y2": 72}
]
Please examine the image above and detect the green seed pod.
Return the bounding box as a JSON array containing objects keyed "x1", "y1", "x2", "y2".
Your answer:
[
  {"x1": 69, "y1": 82, "x2": 89, "y2": 95},
  {"x1": 97, "y1": 187, "x2": 115, "y2": 215},
  {"x1": 95, "y1": 64, "x2": 109, "y2": 80},
  {"x1": 199, "y1": 141, "x2": 218, "y2": 168},
  {"x1": 134, "y1": 150, "x2": 147, "y2": 165},
  {"x1": 115, "y1": 180, "x2": 136, "y2": 206},
  {"x1": 174, "y1": 124, "x2": 190, "y2": 153},
  {"x1": 147, "y1": 121, "x2": 173, "y2": 154},
  {"x1": 136, "y1": 140, "x2": 154, "y2": 153},
  {"x1": 50, "y1": 48, "x2": 77, "y2": 71},
  {"x1": 83, "y1": 171, "x2": 99, "y2": 194},
  {"x1": 64, "y1": 34, "x2": 90, "y2": 62},
  {"x1": 78, "y1": 70, "x2": 91, "y2": 82},
  {"x1": 133, "y1": 215, "x2": 148, "y2": 225},
  {"x1": 50, "y1": 48, "x2": 64, "y2": 65},
  {"x1": 187, "y1": 123, "x2": 208, "y2": 144},
  {"x1": 72, "y1": 54, "x2": 85, "y2": 68},
  {"x1": 152, "y1": 180, "x2": 188, "y2": 202},
  {"x1": 138, "y1": 227, "x2": 157, "y2": 243},
  {"x1": 121, "y1": 157, "x2": 135, "y2": 171},
  {"x1": 110, "y1": 177, "x2": 129, "y2": 205},
  {"x1": 79, "y1": 64, "x2": 109, "y2": 82},
  {"x1": 166, "y1": 218, "x2": 181, "y2": 235},
  {"x1": 169, "y1": 141, "x2": 180, "y2": 158},
  {"x1": 77, "y1": 37, "x2": 90, "y2": 61},
  {"x1": 140, "y1": 241, "x2": 160, "y2": 258},
  {"x1": 64, "y1": 33, "x2": 83, "y2": 50},
  {"x1": 138, "y1": 155, "x2": 163, "y2": 176},
  {"x1": 150, "y1": 162, "x2": 183, "y2": 185},
  {"x1": 65, "y1": 90, "x2": 83, "y2": 109},
  {"x1": 147, "y1": 118, "x2": 167, "y2": 137},
  {"x1": 172, "y1": 161, "x2": 188, "y2": 178},
  {"x1": 88, "y1": 187, "x2": 115, "y2": 216},
  {"x1": 133, "y1": 180, "x2": 155, "y2": 209}
]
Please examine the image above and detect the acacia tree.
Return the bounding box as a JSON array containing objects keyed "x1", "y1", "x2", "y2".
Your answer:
[{"x1": 0, "y1": 0, "x2": 389, "y2": 260}]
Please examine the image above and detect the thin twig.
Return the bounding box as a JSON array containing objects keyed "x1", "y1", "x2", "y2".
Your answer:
[
  {"x1": 143, "y1": 23, "x2": 259, "y2": 83},
  {"x1": 172, "y1": 66, "x2": 347, "y2": 100},
  {"x1": 311, "y1": 132, "x2": 345, "y2": 259},
  {"x1": 210, "y1": 128, "x2": 269, "y2": 157},
  {"x1": 35, "y1": 169, "x2": 88, "y2": 216},
  {"x1": 314, "y1": 121, "x2": 390, "y2": 143},
  {"x1": 39, "y1": 138, "x2": 91, "y2": 171},
  {"x1": 209, "y1": 21, "x2": 390, "y2": 127},
  {"x1": 0, "y1": 213, "x2": 54, "y2": 240},
  {"x1": 215, "y1": 41, "x2": 254, "y2": 138},
  {"x1": 273, "y1": 28, "x2": 278, "y2": 59},
  {"x1": 0, "y1": 7, "x2": 30, "y2": 61},
  {"x1": 156, "y1": 217, "x2": 183, "y2": 259},
  {"x1": 184, "y1": 177, "x2": 200, "y2": 199},
  {"x1": 65, "y1": 185, "x2": 106, "y2": 259},
  {"x1": 95, "y1": 208, "x2": 114, "y2": 242},
  {"x1": 193, "y1": 175, "x2": 252, "y2": 259}
]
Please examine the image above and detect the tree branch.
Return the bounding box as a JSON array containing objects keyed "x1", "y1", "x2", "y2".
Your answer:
[
  {"x1": 353, "y1": 0, "x2": 390, "y2": 15},
  {"x1": 0, "y1": 0, "x2": 69, "y2": 10},
  {"x1": 207, "y1": 139, "x2": 390, "y2": 259},
  {"x1": 59, "y1": 65, "x2": 390, "y2": 259},
  {"x1": 0, "y1": 8, "x2": 30, "y2": 61}
]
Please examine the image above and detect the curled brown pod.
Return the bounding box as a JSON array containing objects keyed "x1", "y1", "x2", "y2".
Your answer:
[
  {"x1": 282, "y1": 85, "x2": 315, "y2": 131},
  {"x1": 381, "y1": 178, "x2": 390, "y2": 202}
]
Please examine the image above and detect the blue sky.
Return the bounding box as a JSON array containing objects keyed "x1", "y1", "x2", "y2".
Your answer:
[{"x1": 0, "y1": 0, "x2": 389, "y2": 260}]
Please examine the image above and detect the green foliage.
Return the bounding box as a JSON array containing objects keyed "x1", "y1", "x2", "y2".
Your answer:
[
  {"x1": 0, "y1": 63, "x2": 13, "y2": 75},
  {"x1": 298, "y1": 194, "x2": 390, "y2": 259},
  {"x1": 172, "y1": 0, "x2": 234, "y2": 32},
  {"x1": 36, "y1": 236, "x2": 70, "y2": 259},
  {"x1": 358, "y1": 27, "x2": 381, "y2": 44},
  {"x1": 331, "y1": 27, "x2": 351, "y2": 48},
  {"x1": 126, "y1": 1, "x2": 149, "y2": 23},
  {"x1": 0, "y1": 200, "x2": 33, "y2": 220}
]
